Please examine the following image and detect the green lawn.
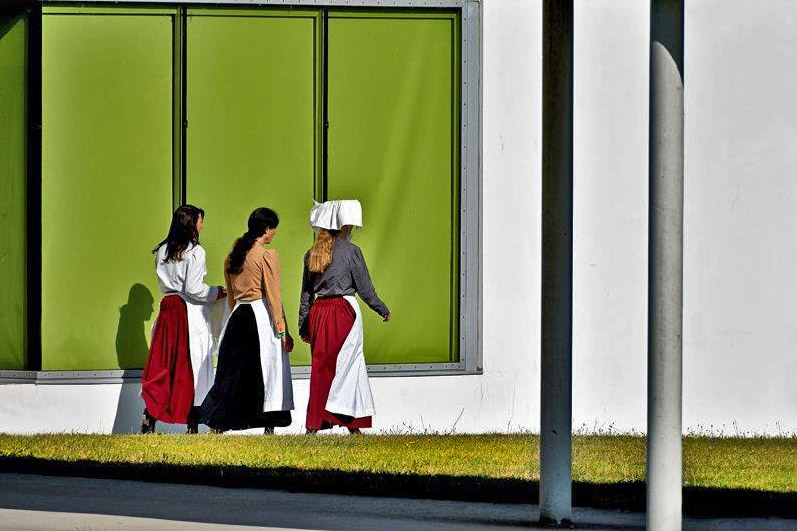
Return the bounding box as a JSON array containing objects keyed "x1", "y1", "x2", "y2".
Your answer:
[{"x1": 0, "y1": 434, "x2": 795, "y2": 493}]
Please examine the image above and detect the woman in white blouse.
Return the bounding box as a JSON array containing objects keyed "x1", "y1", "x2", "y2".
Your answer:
[{"x1": 140, "y1": 205, "x2": 226, "y2": 433}]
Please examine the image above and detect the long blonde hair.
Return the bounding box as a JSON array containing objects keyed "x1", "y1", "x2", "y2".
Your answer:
[{"x1": 308, "y1": 229, "x2": 339, "y2": 273}]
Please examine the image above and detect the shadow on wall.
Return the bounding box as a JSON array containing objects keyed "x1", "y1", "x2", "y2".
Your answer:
[
  {"x1": 111, "y1": 383, "x2": 146, "y2": 434},
  {"x1": 112, "y1": 383, "x2": 188, "y2": 435},
  {"x1": 115, "y1": 283, "x2": 154, "y2": 369},
  {"x1": 0, "y1": 13, "x2": 21, "y2": 43},
  {"x1": 112, "y1": 284, "x2": 153, "y2": 434},
  {"x1": 111, "y1": 285, "x2": 189, "y2": 434}
]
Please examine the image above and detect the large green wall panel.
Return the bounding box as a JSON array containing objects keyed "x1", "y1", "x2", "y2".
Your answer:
[
  {"x1": 186, "y1": 9, "x2": 320, "y2": 366},
  {"x1": 42, "y1": 14, "x2": 173, "y2": 370},
  {"x1": 327, "y1": 12, "x2": 460, "y2": 364},
  {"x1": 0, "y1": 12, "x2": 27, "y2": 369}
]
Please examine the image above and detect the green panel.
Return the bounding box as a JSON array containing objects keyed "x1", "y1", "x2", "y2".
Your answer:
[
  {"x1": 327, "y1": 12, "x2": 460, "y2": 364},
  {"x1": 0, "y1": 12, "x2": 27, "y2": 369},
  {"x1": 186, "y1": 9, "x2": 320, "y2": 366},
  {"x1": 42, "y1": 14, "x2": 173, "y2": 370}
]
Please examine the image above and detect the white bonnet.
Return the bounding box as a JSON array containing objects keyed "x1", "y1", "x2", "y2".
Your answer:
[{"x1": 309, "y1": 199, "x2": 363, "y2": 231}]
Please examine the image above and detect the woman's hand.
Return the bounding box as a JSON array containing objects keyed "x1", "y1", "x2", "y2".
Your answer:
[
  {"x1": 382, "y1": 313, "x2": 391, "y2": 322},
  {"x1": 300, "y1": 335, "x2": 311, "y2": 344},
  {"x1": 216, "y1": 287, "x2": 227, "y2": 300},
  {"x1": 282, "y1": 333, "x2": 294, "y2": 353}
]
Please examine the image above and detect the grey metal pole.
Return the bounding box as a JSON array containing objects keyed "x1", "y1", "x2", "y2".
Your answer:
[
  {"x1": 648, "y1": 0, "x2": 684, "y2": 530},
  {"x1": 540, "y1": 0, "x2": 573, "y2": 526}
]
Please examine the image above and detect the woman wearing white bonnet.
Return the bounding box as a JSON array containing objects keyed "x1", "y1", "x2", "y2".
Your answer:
[{"x1": 299, "y1": 199, "x2": 390, "y2": 433}]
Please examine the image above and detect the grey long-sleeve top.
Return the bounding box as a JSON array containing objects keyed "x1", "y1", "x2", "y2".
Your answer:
[{"x1": 299, "y1": 238, "x2": 390, "y2": 335}]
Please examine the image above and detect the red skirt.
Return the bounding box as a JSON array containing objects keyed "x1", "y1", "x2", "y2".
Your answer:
[
  {"x1": 141, "y1": 295, "x2": 194, "y2": 424},
  {"x1": 306, "y1": 297, "x2": 372, "y2": 430}
]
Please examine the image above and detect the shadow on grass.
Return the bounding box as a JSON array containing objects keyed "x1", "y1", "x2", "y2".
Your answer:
[{"x1": 0, "y1": 456, "x2": 795, "y2": 518}]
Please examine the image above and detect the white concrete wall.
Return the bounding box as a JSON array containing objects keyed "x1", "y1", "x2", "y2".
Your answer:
[
  {"x1": 573, "y1": 0, "x2": 797, "y2": 435},
  {"x1": 573, "y1": 0, "x2": 649, "y2": 434},
  {"x1": 683, "y1": 0, "x2": 797, "y2": 435},
  {"x1": 2, "y1": 0, "x2": 796, "y2": 436}
]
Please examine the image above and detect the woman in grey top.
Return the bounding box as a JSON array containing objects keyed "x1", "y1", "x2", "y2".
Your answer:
[{"x1": 299, "y1": 200, "x2": 390, "y2": 433}]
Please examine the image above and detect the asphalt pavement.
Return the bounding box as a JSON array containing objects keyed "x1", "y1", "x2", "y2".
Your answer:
[{"x1": 0, "y1": 474, "x2": 794, "y2": 531}]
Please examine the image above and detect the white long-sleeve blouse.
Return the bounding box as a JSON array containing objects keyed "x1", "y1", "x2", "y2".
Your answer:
[{"x1": 155, "y1": 243, "x2": 219, "y2": 303}]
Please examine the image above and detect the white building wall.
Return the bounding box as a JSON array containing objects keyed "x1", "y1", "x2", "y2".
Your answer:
[
  {"x1": 683, "y1": 0, "x2": 797, "y2": 435},
  {"x1": 572, "y1": 0, "x2": 797, "y2": 435},
  {"x1": 572, "y1": 0, "x2": 649, "y2": 434},
  {"x1": 2, "y1": 0, "x2": 796, "y2": 435}
]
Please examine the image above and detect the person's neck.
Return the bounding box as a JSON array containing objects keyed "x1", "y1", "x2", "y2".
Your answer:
[{"x1": 255, "y1": 235, "x2": 268, "y2": 246}]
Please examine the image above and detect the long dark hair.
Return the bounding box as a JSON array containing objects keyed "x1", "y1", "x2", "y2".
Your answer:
[
  {"x1": 226, "y1": 207, "x2": 279, "y2": 275},
  {"x1": 153, "y1": 205, "x2": 205, "y2": 263}
]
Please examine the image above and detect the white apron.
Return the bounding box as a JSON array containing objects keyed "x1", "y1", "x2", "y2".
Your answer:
[
  {"x1": 325, "y1": 296, "x2": 375, "y2": 418},
  {"x1": 217, "y1": 298, "x2": 294, "y2": 412},
  {"x1": 182, "y1": 296, "x2": 218, "y2": 407}
]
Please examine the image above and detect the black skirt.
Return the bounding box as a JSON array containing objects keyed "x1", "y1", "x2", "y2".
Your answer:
[{"x1": 199, "y1": 304, "x2": 292, "y2": 431}]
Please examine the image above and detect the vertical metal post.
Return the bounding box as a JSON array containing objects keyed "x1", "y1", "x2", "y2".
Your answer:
[
  {"x1": 540, "y1": 0, "x2": 573, "y2": 525},
  {"x1": 26, "y1": 4, "x2": 43, "y2": 372},
  {"x1": 648, "y1": 1, "x2": 684, "y2": 530},
  {"x1": 172, "y1": 6, "x2": 186, "y2": 209}
]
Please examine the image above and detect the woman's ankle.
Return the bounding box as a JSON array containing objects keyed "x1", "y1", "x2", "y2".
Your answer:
[
  {"x1": 186, "y1": 407, "x2": 200, "y2": 434},
  {"x1": 141, "y1": 409, "x2": 156, "y2": 434}
]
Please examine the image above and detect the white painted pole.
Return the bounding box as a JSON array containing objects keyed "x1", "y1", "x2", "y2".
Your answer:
[
  {"x1": 647, "y1": 0, "x2": 684, "y2": 530},
  {"x1": 540, "y1": 0, "x2": 573, "y2": 526}
]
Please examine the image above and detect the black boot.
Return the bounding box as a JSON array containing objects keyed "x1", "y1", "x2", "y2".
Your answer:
[{"x1": 141, "y1": 409, "x2": 156, "y2": 434}]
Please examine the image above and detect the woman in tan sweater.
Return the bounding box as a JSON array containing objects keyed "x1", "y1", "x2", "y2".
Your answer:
[{"x1": 199, "y1": 207, "x2": 294, "y2": 433}]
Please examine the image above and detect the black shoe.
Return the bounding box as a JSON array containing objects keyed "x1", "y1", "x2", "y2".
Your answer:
[
  {"x1": 186, "y1": 406, "x2": 200, "y2": 434},
  {"x1": 264, "y1": 427, "x2": 275, "y2": 435},
  {"x1": 141, "y1": 409, "x2": 156, "y2": 434}
]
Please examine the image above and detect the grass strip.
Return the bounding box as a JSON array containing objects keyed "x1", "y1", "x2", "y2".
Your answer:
[{"x1": 1, "y1": 434, "x2": 795, "y2": 493}]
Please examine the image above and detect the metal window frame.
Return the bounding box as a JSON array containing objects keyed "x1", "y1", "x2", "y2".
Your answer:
[
  {"x1": 0, "y1": 0, "x2": 482, "y2": 383},
  {"x1": 0, "y1": 5, "x2": 37, "y2": 372}
]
